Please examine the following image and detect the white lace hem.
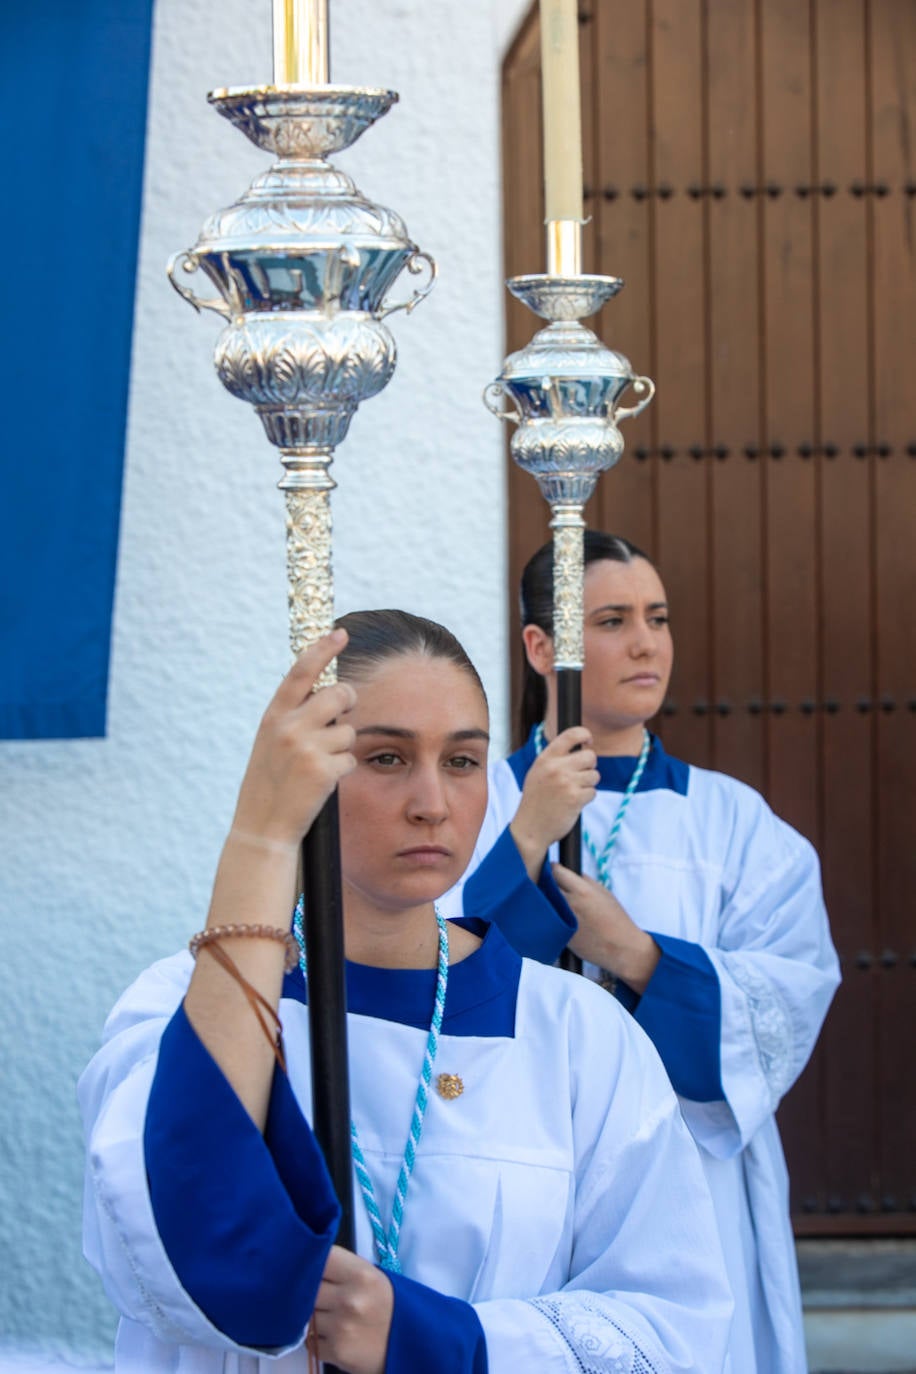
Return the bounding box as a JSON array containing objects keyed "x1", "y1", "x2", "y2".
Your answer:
[
  {"x1": 726, "y1": 959, "x2": 795, "y2": 1108},
  {"x1": 531, "y1": 1294, "x2": 661, "y2": 1374}
]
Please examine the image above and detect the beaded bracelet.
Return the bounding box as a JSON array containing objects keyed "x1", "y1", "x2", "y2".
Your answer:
[{"x1": 189, "y1": 923, "x2": 299, "y2": 973}]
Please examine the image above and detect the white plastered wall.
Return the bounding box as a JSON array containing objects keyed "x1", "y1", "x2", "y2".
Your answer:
[{"x1": 0, "y1": 0, "x2": 531, "y2": 1362}]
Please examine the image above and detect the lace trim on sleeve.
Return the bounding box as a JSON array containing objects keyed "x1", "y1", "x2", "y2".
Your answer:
[
  {"x1": 531, "y1": 1294, "x2": 661, "y2": 1374},
  {"x1": 725, "y1": 959, "x2": 795, "y2": 1107}
]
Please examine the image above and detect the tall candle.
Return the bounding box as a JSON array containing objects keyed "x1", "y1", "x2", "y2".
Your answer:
[
  {"x1": 272, "y1": 0, "x2": 329, "y2": 85},
  {"x1": 539, "y1": 0, "x2": 583, "y2": 225}
]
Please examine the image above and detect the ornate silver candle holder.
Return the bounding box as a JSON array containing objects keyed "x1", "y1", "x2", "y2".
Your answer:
[
  {"x1": 168, "y1": 85, "x2": 436, "y2": 669},
  {"x1": 484, "y1": 272, "x2": 653, "y2": 667}
]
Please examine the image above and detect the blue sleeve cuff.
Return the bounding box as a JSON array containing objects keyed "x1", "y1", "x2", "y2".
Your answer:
[
  {"x1": 386, "y1": 1271, "x2": 487, "y2": 1374},
  {"x1": 633, "y1": 934, "x2": 724, "y2": 1102},
  {"x1": 144, "y1": 1002, "x2": 341, "y2": 1348},
  {"x1": 462, "y1": 825, "x2": 577, "y2": 965}
]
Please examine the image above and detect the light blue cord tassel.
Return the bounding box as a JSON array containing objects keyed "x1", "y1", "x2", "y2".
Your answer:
[{"x1": 294, "y1": 899, "x2": 449, "y2": 1274}]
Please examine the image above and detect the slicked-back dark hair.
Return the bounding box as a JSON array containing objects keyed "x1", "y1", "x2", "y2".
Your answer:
[
  {"x1": 335, "y1": 608, "x2": 487, "y2": 706},
  {"x1": 518, "y1": 531, "x2": 653, "y2": 739}
]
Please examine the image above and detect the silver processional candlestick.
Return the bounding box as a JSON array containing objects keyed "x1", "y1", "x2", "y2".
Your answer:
[
  {"x1": 166, "y1": 0, "x2": 436, "y2": 1275},
  {"x1": 484, "y1": 0, "x2": 655, "y2": 974}
]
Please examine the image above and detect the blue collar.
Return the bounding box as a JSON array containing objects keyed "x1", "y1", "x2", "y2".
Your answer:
[
  {"x1": 282, "y1": 918, "x2": 521, "y2": 1039},
  {"x1": 507, "y1": 727, "x2": 689, "y2": 796}
]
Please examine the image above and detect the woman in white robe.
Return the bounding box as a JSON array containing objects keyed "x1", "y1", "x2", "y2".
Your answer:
[
  {"x1": 79, "y1": 610, "x2": 733, "y2": 1374},
  {"x1": 442, "y1": 534, "x2": 841, "y2": 1374}
]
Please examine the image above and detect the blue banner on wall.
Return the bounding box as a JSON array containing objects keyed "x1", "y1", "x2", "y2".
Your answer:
[{"x1": 0, "y1": 0, "x2": 155, "y2": 739}]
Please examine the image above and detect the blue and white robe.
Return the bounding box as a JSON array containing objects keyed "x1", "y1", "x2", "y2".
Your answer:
[
  {"x1": 442, "y1": 734, "x2": 841, "y2": 1374},
  {"x1": 79, "y1": 920, "x2": 733, "y2": 1373}
]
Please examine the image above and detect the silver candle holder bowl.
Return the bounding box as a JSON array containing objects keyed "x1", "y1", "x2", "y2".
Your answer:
[
  {"x1": 168, "y1": 85, "x2": 436, "y2": 662},
  {"x1": 485, "y1": 272, "x2": 654, "y2": 666}
]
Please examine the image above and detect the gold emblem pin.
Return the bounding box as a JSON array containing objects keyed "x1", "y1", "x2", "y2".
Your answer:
[{"x1": 436, "y1": 1073, "x2": 464, "y2": 1100}]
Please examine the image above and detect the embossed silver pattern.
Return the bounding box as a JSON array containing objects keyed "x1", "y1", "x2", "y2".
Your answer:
[
  {"x1": 551, "y1": 517, "x2": 585, "y2": 668},
  {"x1": 286, "y1": 489, "x2": 337, "y2": 683},
  {"x1": 168, "y1": 85, "x2": 436, "y2": 659},
  {"x1": 214, "y1": 310, "x2": 397, "y2": 453},
  {"x1": 508, "y1": 273, "x2": 623, "y2": 322},
  {"x1": 485, "y1": 268, "x2": 655, "y2": 671},
  {"x1": 208, "y1": 85, "x2": 398, "y2": 159}
]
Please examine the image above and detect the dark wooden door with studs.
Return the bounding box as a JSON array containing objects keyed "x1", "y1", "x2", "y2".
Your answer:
[{"x1": 502, "y1": 0, "x2": 916, "y2": 1237}]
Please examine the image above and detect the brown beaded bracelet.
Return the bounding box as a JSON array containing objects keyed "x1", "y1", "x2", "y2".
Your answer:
[{"x1": 189, "y1": 923, "x2": 299, "y2": 974}]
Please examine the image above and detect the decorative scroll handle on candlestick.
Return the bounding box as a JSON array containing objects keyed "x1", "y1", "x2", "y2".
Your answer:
[
  {"x1": 376, "y1": 250, "x2": 438, "y2": 319},
  {"x1": 166, "y1": 251, "x2": 235, "y2": 319},
  {"x1": 482, "y1": 381, "x2": 522, "y2": 424},
  {"x1": 612, "y1": 375, "x2": 655, "y2": 423}
]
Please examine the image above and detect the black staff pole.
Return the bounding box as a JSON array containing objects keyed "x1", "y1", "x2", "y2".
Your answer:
[
  {"x1": 556, "y1": 662, "x2": 583, "y2": 974},
  {"x1": 301, "y1": 797, "x2": 355, "y2": 1254}
]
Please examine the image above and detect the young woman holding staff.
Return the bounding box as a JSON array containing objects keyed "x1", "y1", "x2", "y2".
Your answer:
[
  {"x1": 80, "y1": 610, "x2": 732, "y2": 1374},
  {"x1": 446, "y1": 532, "x2": 841, "y2": 1374}
]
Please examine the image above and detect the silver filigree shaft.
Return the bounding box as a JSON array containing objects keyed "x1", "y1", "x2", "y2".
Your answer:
[
  {"x1": 286, "y1": 489, "x2": 336, "y2": 684},
  {"x1": 550, "y1": 512, "x2": 585, "y2": 669}
]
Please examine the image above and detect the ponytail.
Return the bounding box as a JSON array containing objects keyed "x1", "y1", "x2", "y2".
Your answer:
[{"x1": 517, "y1": 531, "x2": 652, "y2": 740}]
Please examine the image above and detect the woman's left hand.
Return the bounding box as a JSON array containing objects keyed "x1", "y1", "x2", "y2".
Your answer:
[
  {"x1": 553, "y1": 864, "x2": 660, "y2": 995},
  {"x1": 310, "y1": 1245, "x2": 394, "y2": 1374}
]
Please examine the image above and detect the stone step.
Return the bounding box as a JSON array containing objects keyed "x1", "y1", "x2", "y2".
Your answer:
[{"x1": 800, "y1": 1239, "x2": 916, "y2": 1374}]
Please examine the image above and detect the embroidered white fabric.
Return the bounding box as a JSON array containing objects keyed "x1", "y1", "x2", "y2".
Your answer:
[
  {"x1": 726, "y1": 959, "x2": 795, "y2": 1107},
  {"x1": 531, "y1": 1295, "x2": 661, "y2": 1374}
]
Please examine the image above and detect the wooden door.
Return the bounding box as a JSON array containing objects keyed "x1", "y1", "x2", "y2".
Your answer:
[{"x1": 502, "y1": 0, "x2": 916, "y2": 1236}]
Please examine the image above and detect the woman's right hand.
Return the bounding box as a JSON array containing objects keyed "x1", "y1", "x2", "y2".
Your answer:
[
  {"x1": 231, "y1": 629, "x2": 358, "y2": 850},
  {"x1": 509, "y1": 726, "x2": 599, "y2": 880}
]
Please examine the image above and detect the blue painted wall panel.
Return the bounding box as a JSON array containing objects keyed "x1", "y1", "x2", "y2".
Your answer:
[{"x1": 0, "y1": 0, "x2": 155, "y2": 738}]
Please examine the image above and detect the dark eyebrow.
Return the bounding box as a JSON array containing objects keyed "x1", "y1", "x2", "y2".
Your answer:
[
  {"x1": 589, "y1": 601, "x2": 669, "y2": 614},
  {"x1": 356, "y1": 726, "x2": 415, "y2": 739},
  {"x1": 355, "y1": 726, "x2": 490, "y2": 742}
]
